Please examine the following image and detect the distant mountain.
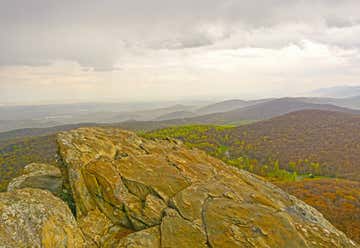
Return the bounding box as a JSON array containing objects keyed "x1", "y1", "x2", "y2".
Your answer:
[
  {"x1": 330, "y1": 96, "x2": 360, "y2": 109},
  {"x1": 0, "y1": 103, "x2": 197, "y2": 132},
  {"x1": 128, "y1": 97, "x2": 360, "y2": 125},
  {"x1": 196, "y1": 99, "x2": 249, "y2": 115},
  {"x1": 2, "y1": 98, "x2": 360, "y2": 141},
  {"x1": 130, "y1": 104, "x2": 195, "y2": 121},
  {"x1": 195, "y1": 99, "x2": 272, "y2": 115},
  {"x1": 287, "y1": 96, "x2": 360, "y2": 110},
  {"x1": 155, "y1": 110, "x2": 196, "y2": 121},
  {"x1": 180, "y1": 98, "x2": 360, "y2": 125},
  {"x1": 5, "y1": 96, "x2": 360, "y2": 133},
  {"x1": 152, "y1": 98, "x2": 273, "y2": 121},
  {"x1": 310, "y1": 85, "x2": 360, "y2": 98},
  {"x1": 0, "y1": 102, "x2": 171, "y2": 121}
]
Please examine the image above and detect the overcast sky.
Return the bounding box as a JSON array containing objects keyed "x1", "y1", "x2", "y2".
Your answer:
[{"x1": 1, "y1": 0, "x2": 360, "y2": 104}]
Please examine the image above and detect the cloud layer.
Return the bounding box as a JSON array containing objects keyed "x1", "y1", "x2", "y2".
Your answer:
[{"x1": 1, "y1": 0, "x2": 360, "y2": 103}]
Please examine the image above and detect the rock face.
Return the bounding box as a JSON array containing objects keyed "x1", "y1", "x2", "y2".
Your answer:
[
  {"x1": 57, "y1": 127, "x2": 358, "y2": 247},
  {"x1": 0, "y1": 188, "x2": 85, "y2": 247},
  {"x1": 7, "y1": 163, "x2": 63, "y2": 195}
]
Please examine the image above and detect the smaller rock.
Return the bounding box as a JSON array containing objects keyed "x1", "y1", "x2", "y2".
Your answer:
[
  {"x1": 7, "y1": 163, "x2": 63, "y2": 195},
  {"x1": 0, "y1": 188, "x2": 85, "y2": 247}
]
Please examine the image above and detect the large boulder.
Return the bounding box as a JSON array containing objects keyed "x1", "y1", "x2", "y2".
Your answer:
[
  {"x1": 7, "y1": 163, "x2": 63, "y2": 195},
  {"x1": 0, "y1": 188, "x2": 85, "y2": 247},
  {"x1": 57, "y1": 127, "x2": 358, "y2": 247}
]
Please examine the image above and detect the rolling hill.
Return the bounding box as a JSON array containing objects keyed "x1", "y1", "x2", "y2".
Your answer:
[
  {"x1": 225, "y1": 110, "x2": 360, "y2": 180},
  {"x1": 111, "y1": 98, "x2": 360, "y2": 129},
  {"x1": 147, "y1": 99, "x2": 261, "y2": 121},
  {"x1": 196, "y1": 99, "x2": 249, "y2": 114},
  {"x1": 170, "y1": 98, "x2": 360, "y2": 125},
  {"x1": 193, "y1": 99, "x2": 273, "y2": 115},
  {"x1": 159, "y1": 98, "x2": 273, "y2": 118},
  {"x1": 155, "y1": 110, "x2": 196, "y2": 120},
  {"x1": 145, "y1": 109, "x2": 360, "y2": 181},
  {"x1": 129, "y1": 96, "x2": 360, "y2": 123},
  {"x1": 295, "y1": 96, "x2": 360, "y2": 110},
  {"x1": 127, "y1": 104, "x2": 196, "y2": 121}
]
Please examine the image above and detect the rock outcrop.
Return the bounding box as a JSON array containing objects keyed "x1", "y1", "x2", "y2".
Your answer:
[
  {"x1": 7, "y1": 163, "x2": 63, "y2": 195},
  {"x1": 0, "y1": 188, "x2": 85, "y2": 247},
  {"x1": 57, "y1": 127, "x2": 358, "y2": 247}
]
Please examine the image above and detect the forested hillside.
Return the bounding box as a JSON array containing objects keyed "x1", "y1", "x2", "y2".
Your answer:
[
  {"x1": 145, "y1": 110, "x2": 360, "y2": 181},
  {"x1": 225, "y1": 110, "x2": 360, "y2": 180}
]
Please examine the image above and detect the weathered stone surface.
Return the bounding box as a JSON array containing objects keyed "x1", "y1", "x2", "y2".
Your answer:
[
  {"x1": 57, "y1": 127, "x2": 358, "y2": 247},
  {"x1": 7, "y1": 163, "x2": 63, "y2": 195},
  {"x1": 161, "y1": 208, "x2": 207, "y2": 248},
  {"x1": 114, "y1": 226, "x2": 160, "y2": 248},
  {"x1": 77, "y1": 208, "x2": 113, "y2": 246},
  {"x1": 0, "y1": 188, "x2": 85, "y2": 247}
]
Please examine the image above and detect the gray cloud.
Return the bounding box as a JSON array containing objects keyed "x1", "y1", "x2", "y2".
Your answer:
[{"x1": 1, "y1": 0, "x2": 360, "y2": 70}]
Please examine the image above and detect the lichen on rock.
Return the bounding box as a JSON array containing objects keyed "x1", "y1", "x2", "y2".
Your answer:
[{"x1": 0, "y1": 188, "x2": 85, "y2": 247}]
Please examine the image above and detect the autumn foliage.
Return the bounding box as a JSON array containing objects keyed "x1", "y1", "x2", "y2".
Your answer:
[{"x1": 276, "y1": 179, "x2": 360, "y2": 243}]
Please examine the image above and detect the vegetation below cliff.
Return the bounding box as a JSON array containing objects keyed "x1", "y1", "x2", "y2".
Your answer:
[{"x1": 275, "y1": 178, "x2": 360, "y2": 243}]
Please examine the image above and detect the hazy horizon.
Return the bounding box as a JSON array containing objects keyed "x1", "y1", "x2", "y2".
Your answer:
[
  {"x1": 2, "y1": 84, "x2": 360, "y2": 107},
  {"x1": 1, "y1": 1, "x2": 360, "y2": 105}
]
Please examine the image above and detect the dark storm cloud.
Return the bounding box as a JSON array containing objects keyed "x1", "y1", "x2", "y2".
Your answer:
[{"x1": 0, "y1": 0, "x2": 360, "y2": 70}]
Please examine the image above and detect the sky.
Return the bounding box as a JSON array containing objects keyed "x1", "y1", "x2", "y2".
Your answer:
[{"x1": 1, "y1": 0, "x2": 360, "y2": 104}]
